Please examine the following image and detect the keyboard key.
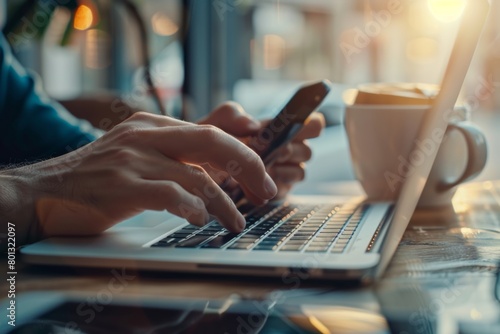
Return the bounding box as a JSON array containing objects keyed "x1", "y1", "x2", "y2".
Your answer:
[
  {"x1": 287, "y1": 218, "x2": 304, "y2": 223},
  {"x1": 276, "y1": 225, "x2": 296, "y2": 231},
  {"x1": 298, "y1": 227, "x2": 319, "y2": 232},
  {"x1": 332, "y1": 214, "x2": 352, "y2": 219},
  {"x1": 169, "y1": 232, "x2": 193, "y2": 238},
  {"x1": 180, "y1": 226, "x2": 200, "y2": 231},
  {"x1": 238, "y1": 235, "x2": 261, "y2": 243},
  {"x1": 324, "y1": 221, "x2": 345, "y2": 226},
  {"x1": 303, "y1": 223, "x2": 323, "y2": 228},
  {"x1": 288, "y1": 234, "x2": 312, "y2": 240},
  {"x1": 195, "y1": 231, "x2": 218, "y2": 236},
  {"x1": 283, "y1": 240, "x2": 307, "y2": 246},
  {"x1": 304, "y1": 221, "x2": 324, "y2": 226},
  {"x1": 265, "y1": 235, "x2": 287, "y2": 241},
  {"x1": 308, "y1": 242, "x2": 331, "y2": 249},
  {"x1": 253, "y1": 244, "x2": 277, "y2": 251},
  {"x1": 305, "y1": 246, "x2": 329, "y2": 252},
  {"x1": 316, "y1": 232, "x2": 338, "y2": 238},
  {"x1": 330, "y1": 247, "x2": 345, "y2": 254},
  {"x1": 201, "y1": 234, "x2": 238, "y2": 249},
  {"x1": 244, "y1": 230, "x2": 265, "y2": 236},
  {"x1": 204, "y1": 226, "x2": 223, "y2": 232},
  {"x1": 256, "y1": 241, "x2": 282, "y2": 249},
  {"x1": 151, "y1": 237, "x2": 182, "y2": 248},
  {"x1": 312, "y1": 237, "x2": 334, "y2": 243},
  {"x1": 270, "y1": 230, "x2": 290, "y2": 236},
  {"x1": 176, "y1": 235, "x2": 212, "y2": 248},
  {"x1": 324, "y1": 226, "x2": 345, "y2": 232},
  {"x1": 279, "y1": 244, "x2": 305, "y2": 252},
  {"x1": 228, "y1": 242, "x2": 254, "y2": 250}
]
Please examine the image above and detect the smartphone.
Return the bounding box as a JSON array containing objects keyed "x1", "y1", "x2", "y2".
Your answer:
[
  {"x1": 250, "y1": 80, "x2": 331, "y2": 166},
  {"x1": 227, "y1": 80, "x2": 332, "y2": 204}
]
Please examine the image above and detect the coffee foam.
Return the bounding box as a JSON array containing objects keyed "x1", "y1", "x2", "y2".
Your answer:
[{"x1": 344, "y1": 83, "x2": 440, "y2": 106}]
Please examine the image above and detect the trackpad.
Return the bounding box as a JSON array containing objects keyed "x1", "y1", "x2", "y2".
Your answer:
[{"x1": 113, "y1": 211, "x2": 177, "y2": 229}]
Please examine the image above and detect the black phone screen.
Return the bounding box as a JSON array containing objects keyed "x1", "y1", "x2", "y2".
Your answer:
[{"x1": 250, "y1": 80, "x2": 331, "y2": 166}]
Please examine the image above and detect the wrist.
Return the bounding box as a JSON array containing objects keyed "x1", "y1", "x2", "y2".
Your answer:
[{"x1": 0, "y1": 168, "x2": 40, "y2": 247}]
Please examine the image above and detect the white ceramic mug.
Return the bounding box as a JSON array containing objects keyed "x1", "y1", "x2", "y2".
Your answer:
[{"x1": 344, "y1": 103, "x2": 487, "y2": 207}]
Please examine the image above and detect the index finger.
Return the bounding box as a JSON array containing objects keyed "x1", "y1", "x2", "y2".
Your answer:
[
  {"x1": 144, "y1": 124, "x2": 278, "y2": 201},
  {"x1": 259, "y1": 112, "x2": 325, "y2": 143}
]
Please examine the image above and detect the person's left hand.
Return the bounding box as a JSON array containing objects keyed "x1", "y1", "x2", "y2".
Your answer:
[{"x1": 198, "y1": 102, "x2": 325, "y2": 201}]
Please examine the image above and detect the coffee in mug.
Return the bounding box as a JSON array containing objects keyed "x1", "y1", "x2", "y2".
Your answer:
[{"x1": 344, "y1": 83, "x2": 487, "y2": 207}]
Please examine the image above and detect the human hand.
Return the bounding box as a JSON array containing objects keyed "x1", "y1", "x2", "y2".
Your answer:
[
  {"x1": 199, "y1": 102, "x2": 325, "y2": 201},
  {"x1": 7, "y1": 112, "x2": 278, "y2": 242}
]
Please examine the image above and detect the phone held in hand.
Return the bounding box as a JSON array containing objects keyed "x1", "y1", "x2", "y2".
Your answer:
[
  {"x1": 228, "y1": 80, "x2": 332, "y2": 204},
  {"x1": 250, "y1": 80, "x2": 332, "y2": 166}
]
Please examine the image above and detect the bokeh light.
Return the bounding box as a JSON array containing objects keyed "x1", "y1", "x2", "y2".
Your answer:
[
  {"x1": 428, "y1": 0, "x2": 466, "y2": 23},
  {"x1": 74, "y1": 5, "x2": 93, "y2": 31}
]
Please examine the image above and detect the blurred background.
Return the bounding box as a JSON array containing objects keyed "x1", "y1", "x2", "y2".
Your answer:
[{"x1": 1, "y1": 0, "x2": 499, "y2": 183}]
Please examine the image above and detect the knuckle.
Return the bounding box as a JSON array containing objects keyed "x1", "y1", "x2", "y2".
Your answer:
[
  {"x1": 112, "y1": 112, "x2": 152, "y2": 140},
  {"x1": 128, "y1": 111, "x2": 150, "y2": 122},
  {"x1": 193, "y1": 196, "x2": 205, "y2": 209},
  {"x1": 186, "y1": 165, "x2": 210, "y2": 183},
  {"x1": 246, "y1": 150, "x2": 264, "y2": 169},
  {"x1": 114, "y1": 123, "x2": 148, "y2": 146},
  {"x1": 218, "y1": 101, "x2": 245, "y2": 116},
  {"x1": 163, "y1": 181, "x2": 184, "y2": 196},
  {"x1": 101, "y1": 168, "x2": 130, "y2": 185},
  {"x1": 111, "y1": 148, "x2": 139, "y2": 164},
  {"x1": 113, "y1": 123, "x2": 143, "y2": 142},
  {"x1": 198, "y1": 124, "x2": 225, "y2": 143}
]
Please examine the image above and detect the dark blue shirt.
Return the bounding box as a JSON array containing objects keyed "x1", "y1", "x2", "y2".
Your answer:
[{"x1": 0, "y1": 35, "x2": 99, "y2": 165}]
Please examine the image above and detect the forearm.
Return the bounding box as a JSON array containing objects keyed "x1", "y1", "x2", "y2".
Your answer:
[
  {"x1": 58, "y1": 94, "x2": 141, "y2": 131},
  {"x1": 0, "y1": 168, "x2": 39, "y2": 250}
]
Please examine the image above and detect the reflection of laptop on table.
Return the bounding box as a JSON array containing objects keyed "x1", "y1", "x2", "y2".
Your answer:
[{"x1": 21, "y1": 0, "x2": 490, "y2": 282}]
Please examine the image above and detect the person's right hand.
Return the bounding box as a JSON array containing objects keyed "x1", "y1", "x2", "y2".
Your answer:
[{"x1": 18, "y1": 112, "x2": 278, "y2": 241}]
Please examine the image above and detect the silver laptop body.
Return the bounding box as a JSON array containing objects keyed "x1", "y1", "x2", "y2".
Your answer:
[{"x1": 21, "y1": 0, "x2": 489, "y2": 282}]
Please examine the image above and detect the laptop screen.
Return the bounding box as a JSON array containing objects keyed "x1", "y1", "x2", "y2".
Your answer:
[{"x1": 375, "y1": 0, "x2": 490, "y2": 278}]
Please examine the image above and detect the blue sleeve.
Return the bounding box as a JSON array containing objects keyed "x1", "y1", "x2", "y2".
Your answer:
[{"x1": 0, "y1": 35, "x2": 101, "y2": 165}]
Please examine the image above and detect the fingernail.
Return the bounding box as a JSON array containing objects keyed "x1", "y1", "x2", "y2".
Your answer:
[
  {"x1": 237, "y1": 214, "x2": 246, "y2": 230},
  {"x1": 264, "y1": 174, "x2": 278, "y2": 197},
  {"x1": 194, "y1": 213, "x2": 208, "y2": 228},
  {"x1": 247, "y1": 118, "x2": 261, "y2": 130},
  {"x1": 203, "y1": 212, "x2": 211, "y2": 226}
]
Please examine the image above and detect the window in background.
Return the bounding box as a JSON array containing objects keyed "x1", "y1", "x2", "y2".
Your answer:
[
  {"x1": 214, "y1": 0, "x2": 499, "y2": 119},
  {"x1": 5, "y1": 0, "x2": 184, "y2": 116},
  {"x1": 4, "y1": 0, "x2": 499, "y2": 122}
]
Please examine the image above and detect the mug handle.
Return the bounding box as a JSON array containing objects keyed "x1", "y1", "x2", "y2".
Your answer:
[{"x1": 438, "y1": 122, "x2": 488, "y2": 191}]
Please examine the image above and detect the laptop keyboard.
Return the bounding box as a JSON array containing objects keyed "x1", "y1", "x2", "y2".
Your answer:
[{"x1": 151, "y1": 202, "x2": 367, "y2": 253}]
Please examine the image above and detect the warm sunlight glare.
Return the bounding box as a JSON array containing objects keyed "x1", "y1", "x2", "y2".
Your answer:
[
  {"x1": 428, "y1": 0, "x2": 466, "y2": 22},
  {"x1": 263, "y1": 34, "x2": 286, "y2": 69},
  {"x1": 152, "y1": 13, "x2": 179, "y2": 36},
  {"x1": 74, "y1": 5, "x2": 93, "y2": 31},
  {"x1": 406, "y1": 37, "x2": 438, "y2": 62}
]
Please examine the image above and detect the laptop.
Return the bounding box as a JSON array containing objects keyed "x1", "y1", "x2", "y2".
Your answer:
[{"x1": 21, "y1": 0, "x2": 490, "y2": 282}]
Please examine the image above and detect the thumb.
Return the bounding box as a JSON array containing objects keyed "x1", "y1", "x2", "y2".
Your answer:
[{"x1": 199, "y1": 102, "x2": 261, "y2": 137}]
